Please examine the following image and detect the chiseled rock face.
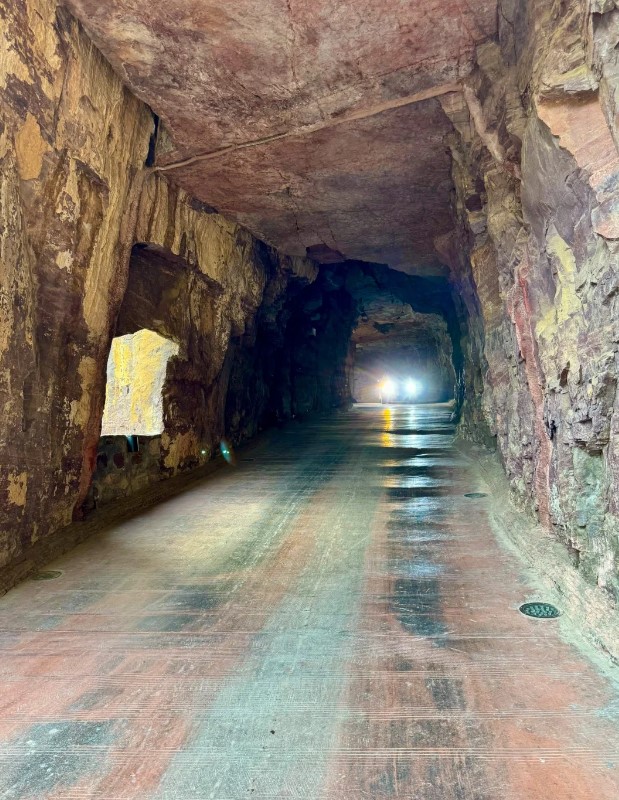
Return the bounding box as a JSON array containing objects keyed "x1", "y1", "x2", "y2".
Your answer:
[
  {"x1": 0, "y1": 0, "x2": 152, "y2": 569},
  {"x1": 447, "y1": 0, "x2": 619, "y2": 598},
  {"x1": 225, "y1": 261, "x2": 359, "y2": 443}
]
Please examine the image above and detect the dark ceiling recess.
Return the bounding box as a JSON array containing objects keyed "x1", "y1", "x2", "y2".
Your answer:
[{"x1": 306, "y1": 244, "x2": 345, "y2": 264}]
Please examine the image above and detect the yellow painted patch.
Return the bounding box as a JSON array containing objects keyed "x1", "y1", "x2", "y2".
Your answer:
[
  {"x1": 7, "y1": 471, "x2": 27, "y2": 507},
  {"x1": 101, "y1": 329, "x2": 178, "y2": 436},
  {"x1": 15, "y1": 113, "x2": 49, "y2": 181}
]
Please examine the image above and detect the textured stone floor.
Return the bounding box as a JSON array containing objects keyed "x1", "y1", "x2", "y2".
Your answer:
[{"x1": 0, "y1": 405, "x2": 618, "y2": 799}]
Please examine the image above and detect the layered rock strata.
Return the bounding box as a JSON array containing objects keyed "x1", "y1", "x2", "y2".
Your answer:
[{"x1": 443, "y1": 0, "x2": 619, "y2": 599}]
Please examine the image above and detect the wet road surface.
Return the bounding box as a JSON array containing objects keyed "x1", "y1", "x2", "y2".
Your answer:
[{"x1": 1, "y1": 404, "x2": 618, "y2": 799}]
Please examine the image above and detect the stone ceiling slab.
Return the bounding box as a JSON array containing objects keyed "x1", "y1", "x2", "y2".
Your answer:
[{"x1": 65, "y1": 0, "x2": 498, "y2": 273}]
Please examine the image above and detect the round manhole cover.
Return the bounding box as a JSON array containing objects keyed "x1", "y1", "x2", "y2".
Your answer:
[
  {"x1": 464, "y1": 492, "x2": 488, "y2": 499},
  {"x1": 31, "y1": 570, "x2": 63, "y2": 581},
  {"x1": 519, "y1": 602, "x2": 560, "y2": 619}
]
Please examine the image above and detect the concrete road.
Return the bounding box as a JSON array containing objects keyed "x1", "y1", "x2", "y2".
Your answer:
[{"x1": 0, "y1": 405, "x2": 618, "y2": 799}]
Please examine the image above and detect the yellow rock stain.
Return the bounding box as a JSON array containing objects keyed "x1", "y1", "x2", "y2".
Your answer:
[
  {"x1": 535, "y1": 231, "x2": 583, "y2": 382},
  {"x1": 15, "y1": 113, "x2": 49, "y2": 181},
  {"x1": 70, "y1": 356, "x2": 98, "y2": 430},
  {"x1": 162, "y1": 430, "x2": 198, "y2": 470},
  {"x1": 7, "y1": 471, "x2": 28, "y2": 507},
  {"x1": 535, "y1": 232, "x2": 583, "y2": 339}
]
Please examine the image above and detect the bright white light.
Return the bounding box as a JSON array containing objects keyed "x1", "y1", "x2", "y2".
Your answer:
[
  {"x1": 382, "y1": 378, "x2": 397, "y2": 396},
  {"x1": 405, "y1": 378, "x2": 420, "y2": 396}
]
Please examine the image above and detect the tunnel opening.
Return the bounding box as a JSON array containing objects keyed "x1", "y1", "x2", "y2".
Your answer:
[
  {"x1": 351, "y1": 298, "x2": 456, "y2": 405},
  {"x1": 310, "y1": 261, "x2": 463, "y2": 410}
]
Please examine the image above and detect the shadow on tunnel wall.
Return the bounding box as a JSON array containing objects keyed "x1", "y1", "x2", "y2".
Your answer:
[
  {"x1": 225, "y1": 257, "x2": 357, "y2": 443},
  {"x1": 81, "y1": 247, "x2": 480, "y2": 521},
  {"x1": 88, "y1": 242, "x2": 360, "y2": 510}
]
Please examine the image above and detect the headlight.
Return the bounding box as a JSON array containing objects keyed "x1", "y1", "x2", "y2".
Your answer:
[
  {"x1": 382, "y1": 378, "x2": 396, "y2": 396},
  {"x1": 405, "y1": 379, "x2": 420, "y2": 396}
]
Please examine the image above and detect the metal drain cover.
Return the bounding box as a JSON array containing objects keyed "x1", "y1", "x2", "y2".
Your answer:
[
  {"x1": 31, "y1": 570, "x2": 63, "y2": 581},
  {"x1": 519, "y1": 602, "x2": 560, "y2": 619},
  {"x1": 464, "y1": 492, "x2": 488, "y2": 499}
]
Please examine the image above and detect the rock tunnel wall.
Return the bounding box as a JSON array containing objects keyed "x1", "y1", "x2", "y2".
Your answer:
[
  {"x1": 1, "y1": 0, "x2": 351, "y2": 582},
  {"x1": 90, "y1": 236, "x2": 348, "y2": 508},
  {"x1": 1, "y1": 0, "x2": 151, "y2": 575},
  {"x1": 444, "y1": 0, "x2": 619, "y2": 600},
  {"x1": 225, "y1": 266, "x2": 357, "y2": 444}
]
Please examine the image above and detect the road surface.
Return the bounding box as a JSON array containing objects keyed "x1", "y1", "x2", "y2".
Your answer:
[{"x1": 0, "y1": 404, "x2": 618, "y2": 799}]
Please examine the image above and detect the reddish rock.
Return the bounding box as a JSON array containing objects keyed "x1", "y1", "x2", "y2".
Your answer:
[{"x1": 63, "y1": 0, "x2": 497, "y2": 272}]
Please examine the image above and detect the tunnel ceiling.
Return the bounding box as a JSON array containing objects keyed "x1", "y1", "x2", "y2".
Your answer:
[
  {"x1": 353, "y1": 296, "x2": 445, "y2": 350},
  {"x1": 64, "y1": 0, "x2": 498, "y2": 275}
]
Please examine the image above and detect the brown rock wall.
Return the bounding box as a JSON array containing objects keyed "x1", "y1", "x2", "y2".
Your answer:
[
  {"x1": 0, "y1": 0, "x2": 152, "y2": 567},
  {"x1": 0, "y1": 0, "x2": 318, "y2": 582},
  {"x1": 447, "y1": 0, "x2": 619, "y2": 598}
]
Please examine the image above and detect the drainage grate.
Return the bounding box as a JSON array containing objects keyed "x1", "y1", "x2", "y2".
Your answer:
[
  {"x1": 519, "y1": 602, "x2": 560, "y2": 619},
  {"x1": 31, "y1": 570, "x2": 63, "y2": 581},
  {"x1": 464, "y1": 492, "x2": 488, "y2": 499}
]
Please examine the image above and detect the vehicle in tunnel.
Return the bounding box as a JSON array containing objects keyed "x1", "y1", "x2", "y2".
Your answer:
[{"x1": 377, "y1": 374, "x2": 422, "y2": 404}]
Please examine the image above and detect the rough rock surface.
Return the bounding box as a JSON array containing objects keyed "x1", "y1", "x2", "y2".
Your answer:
[
  {"x1": 444, "y1": 1, "x2": 619, "y2": 599},
  {"x1": 0, "y1": 0, "x2": 320, "y2": 576},
  {"x1": 62, "y1": 0, "x2": 498, "y2": 273},
  {"x1": 1, "y1": 0, "x2": 151, "y2": 571}
]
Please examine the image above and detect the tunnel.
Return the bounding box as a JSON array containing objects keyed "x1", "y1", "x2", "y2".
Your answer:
[{"x1": 1, "y1": 1, "x2": 619, "y2": 797}]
